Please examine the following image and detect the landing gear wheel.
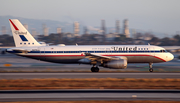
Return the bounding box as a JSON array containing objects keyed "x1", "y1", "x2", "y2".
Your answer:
[
  {"x1": 149, "y1": 63, "x2": 153, "y2": 72},
  {"x1": 149, "y1": 68, "x2": 153, "y2": 72},
  {"x1": 91, "y1": 67, "x2": 99, "y2": 72},
  {"x1": 91, "y1": 67, "x2": 95, "y2": 72}
]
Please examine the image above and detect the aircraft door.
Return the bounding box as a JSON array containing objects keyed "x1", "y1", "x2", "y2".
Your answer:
[
  {"x1": 106, "y1": 48, "x2": 112, "y2": 56},
  {"x1": 149, "y1": 46, "x2": 155, "y2": 63},
  {"x1": 149, "y1": 47, "x2": 154, "y2": 56},
  {"x1": 38, "y1": 47, "x2": 45, "y2": 59},
  {"x1": 150, "y1": 47, "x2": 155, "y2": 56}
]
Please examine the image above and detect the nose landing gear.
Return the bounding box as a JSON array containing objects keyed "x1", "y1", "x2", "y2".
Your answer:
[
  {"x1": 91, "y1": 65, "x2": 99, "y2": 72},
  {"x1": 149, "y1": 63, "x2": 153, "y2": 72}
]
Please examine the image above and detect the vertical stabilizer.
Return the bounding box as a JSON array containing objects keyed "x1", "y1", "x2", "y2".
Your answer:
[{"x1": 9, "y1": 19, "x2": 41, "y2": 47}]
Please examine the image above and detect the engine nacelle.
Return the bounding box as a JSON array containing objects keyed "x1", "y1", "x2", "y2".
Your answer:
[{"x1": 104, "y1": 59, "x2": 127, "y2": 69}]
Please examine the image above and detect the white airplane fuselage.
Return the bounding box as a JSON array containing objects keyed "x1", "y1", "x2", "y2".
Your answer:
[{"x1": 7, "y1": 45, "x2": 174, "y2": 64}]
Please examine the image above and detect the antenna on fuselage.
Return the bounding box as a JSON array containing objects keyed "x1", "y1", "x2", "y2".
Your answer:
[{"x1": 148, "y1": 43, "x2": 150, "y2": 45}]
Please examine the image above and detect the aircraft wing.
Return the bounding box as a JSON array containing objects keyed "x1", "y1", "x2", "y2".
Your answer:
[
  {"x1": 80, "y1": 53, "x2": 127, "y2": 64},
  {"x1": 85, "y1": 53, "x2": 117, "y2": 61}
]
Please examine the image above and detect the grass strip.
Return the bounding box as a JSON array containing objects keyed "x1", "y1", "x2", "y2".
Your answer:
[{"x1": 0, "y1": 78, "x2": 180, "y2": 90}]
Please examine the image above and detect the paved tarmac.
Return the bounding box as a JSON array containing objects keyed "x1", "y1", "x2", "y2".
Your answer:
[
  {"x1": 0, "y1": 72, "x2": 180, "y2": 79},
  {"x1": 0, "y1": 89, "x2": 180, "y2": 102}
]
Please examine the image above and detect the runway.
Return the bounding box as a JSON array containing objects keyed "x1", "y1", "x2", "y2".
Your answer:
[
  {"x1": 0, "y1": 89, "x2": 180, "y2": 102},
  {"x1": 0, "y1": 73, "x2": 180, "y2": 79}
]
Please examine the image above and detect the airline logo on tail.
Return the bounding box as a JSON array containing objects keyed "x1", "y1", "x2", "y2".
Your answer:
[
  {"x1": 9, "y1": 19, "x2": 28, "y2": 41},
  {"x1": 14, "y1": 31, "x2": 27, "y2": 35}
]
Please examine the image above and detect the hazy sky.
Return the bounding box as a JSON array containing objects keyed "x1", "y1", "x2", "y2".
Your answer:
[{"x1": 1, "y1": 0, "x2": 180, "y2": 35}]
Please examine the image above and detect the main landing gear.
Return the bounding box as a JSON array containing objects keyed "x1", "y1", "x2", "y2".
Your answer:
[
  {"x1": 91, "y1": 65, "x2": 99, "y2": 72},
  {"x1": 149, "y1": 63, "x2": 153, "y2": 72}
]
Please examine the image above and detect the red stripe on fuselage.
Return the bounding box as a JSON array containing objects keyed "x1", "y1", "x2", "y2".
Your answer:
[
  {"x1": 9, "y1": 19, "x2": 19, "y2": 30},
  {"x1": 152, "y1": 56, "x2": 166, "y2": 62},
  {"x1": 24, "y1": 54, "x2": 167, "y2": 62}
]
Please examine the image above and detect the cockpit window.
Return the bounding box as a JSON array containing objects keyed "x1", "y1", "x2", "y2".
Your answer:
[{"x1": 160, "y1": 50, "x2": 166, "y2": 52}]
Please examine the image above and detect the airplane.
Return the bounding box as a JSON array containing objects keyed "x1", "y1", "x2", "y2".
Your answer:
[{"x1": 6, "y1": 19, "x2": 174, "y2": 72}]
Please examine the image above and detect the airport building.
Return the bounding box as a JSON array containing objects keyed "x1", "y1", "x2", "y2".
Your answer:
[
  {"x1": 74, "y1": 21, "x2": 79, "y2": 36},
  {"x1": 43, "y1": 24, "x2": 49, "y2": 36},
  {"x1": 123, "y1": 19, "x2": 130, "y2": 38},
  {"x1": 57, "y1": 27, "x2": 61, "y2": 34},
  {"x1": 115, "y1": 20, "x2": 120, "y2": 34},
  {"x1": 101, "y1": 19, "x2": 106, "y2": 35}
]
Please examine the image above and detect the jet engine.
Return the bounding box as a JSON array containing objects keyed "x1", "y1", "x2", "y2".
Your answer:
[{"x1": 104, "y1": 59, "x2": 127, "y2": 69}]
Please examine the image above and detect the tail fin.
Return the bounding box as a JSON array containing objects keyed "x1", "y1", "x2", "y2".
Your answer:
[{"x1": 9, "y1": 19, "x2": 41, "y2": 47}]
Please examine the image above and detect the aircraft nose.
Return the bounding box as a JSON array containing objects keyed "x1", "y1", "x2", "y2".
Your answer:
[
  {"x1": 166, "y1": 53, "x2": 174, "y2": 61},
  {"x1": 170, "y1": 53, "x2": 174, "y2": 60}
]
